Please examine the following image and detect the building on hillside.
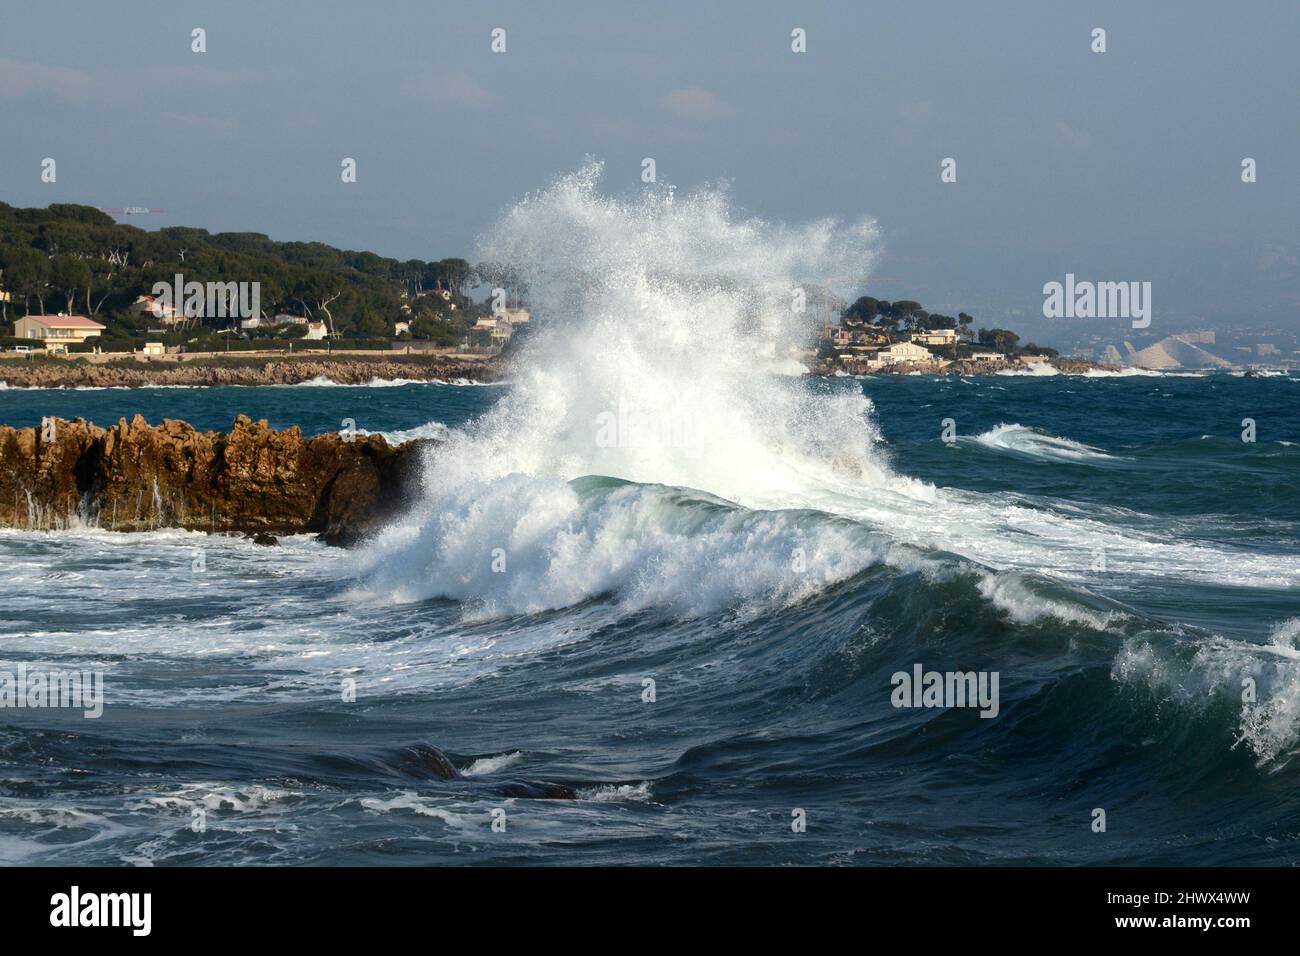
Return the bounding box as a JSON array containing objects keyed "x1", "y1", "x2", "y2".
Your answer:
[
  {"x1": 1018, "y1": 353, "x2": 1050, "y2": 364},
  {"x1": 967, "y1": 350, "x2": 1006, "y2": 362},
  {"x1": 470, "y1": 316, "x2": 512, "y2": 349},
  {"x1": 415, "y1": 288, "x2": 457, "y2": 308},
  {"x1": 13, "y1": 314, "x2": 106, "y2": 347},
  {"x1": 394, "y1": 320, "x2": 411, "y2": 336},
  {"x1": 910, "y1": 328, "x2": 959, "y2": 347},
  {"x1": 130, "y1": 294, "x2": 183, "y2": 325},
  {"x1": 870, "y1": 341, "x2": 938, "y2": 367},
  {"x1": 140, "y1": 341, "x2": 165, "y2": 356},
  {"x1": 831, "y1": 325, "x2": 891, "y2": 348},
  {"x1": 303, "y1": 320, "x2": 328, "y2": 340}
]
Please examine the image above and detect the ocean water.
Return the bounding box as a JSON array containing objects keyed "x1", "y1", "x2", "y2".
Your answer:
[{"x1": 2, "y1": 167, "x2": 1298, "y2": 866}]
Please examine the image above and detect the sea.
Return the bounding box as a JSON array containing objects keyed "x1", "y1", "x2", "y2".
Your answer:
[{"x1": 1, "y1": 167, "x2": 1297, "y2": 866}]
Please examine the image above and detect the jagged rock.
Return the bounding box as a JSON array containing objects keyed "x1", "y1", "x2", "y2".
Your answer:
[{"x1": 0, "y1": 414, "x2": 428, "y2": 545}]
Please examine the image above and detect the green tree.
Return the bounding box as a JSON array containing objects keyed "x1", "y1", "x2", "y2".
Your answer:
[
  {"x1": 843, "y1": 295, "x2": 880, "y2": 323},
  {"x1": 978, "y1": 328, "x2": 1021, "y2": 354},
  {"x1": 49, "y1": 257, "x2": 91, "y2": 314}
]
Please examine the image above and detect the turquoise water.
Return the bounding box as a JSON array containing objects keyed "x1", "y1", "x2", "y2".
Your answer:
[{"x1": 0, "y1": 372, "x2": 1297, "y2": 865}]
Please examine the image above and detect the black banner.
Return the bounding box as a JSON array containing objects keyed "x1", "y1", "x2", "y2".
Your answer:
[{"x1": 0, "y1": 866, "x2": 1277, "y2": 941}]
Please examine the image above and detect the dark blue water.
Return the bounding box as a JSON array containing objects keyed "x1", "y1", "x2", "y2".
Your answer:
[{"x1": 1, "y1": 371, "x2": 1297, "y2": 865}]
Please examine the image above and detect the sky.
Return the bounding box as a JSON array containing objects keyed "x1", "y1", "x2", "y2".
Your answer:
[{"x1": 2, "y1": 0, "x2": 1297, "y2": 337}]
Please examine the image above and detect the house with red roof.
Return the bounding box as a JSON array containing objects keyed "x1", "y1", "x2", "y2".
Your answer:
[{"x1": 13, "y1": 314, "x2": 107, "y2": 350}]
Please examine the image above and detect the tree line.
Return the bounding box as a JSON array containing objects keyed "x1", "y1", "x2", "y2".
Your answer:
[
  {"x1": 839, "y1": 295, "x2": 1056, "y2": 357},
  {"x1": 0, "y1": 202, "x2": 492, "y2": 345}
]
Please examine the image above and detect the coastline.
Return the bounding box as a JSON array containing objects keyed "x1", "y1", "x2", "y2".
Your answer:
[
  {"x1": 0, "y1": 354, "x2": 502, "y2": 389},
  {"x1": 0, "y1": 353, "x2": 1126, "y2": 389},
  {"x1": 813, "y1": 355, "x2": 1117, "y2": 376}
]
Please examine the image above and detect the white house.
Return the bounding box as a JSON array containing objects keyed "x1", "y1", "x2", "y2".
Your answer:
[
  {"x1": 968, "y1": 350, "x2": 1005, "y2": 362},
  {"x1": 870, "y1": 341, "x2": 937, "y2": 366},
  {"x1": 910, "y1": 328, "x2": 959, "y2": 347},
  {"x1": 470, "y1": 316, "x2": 512, "y2": 348},
  {"x1": 394, "y1": 320, "x2": 411, "y2": 336},
  {"x1": 303, "y1": 320, "x2": 328, "y2": 340}
]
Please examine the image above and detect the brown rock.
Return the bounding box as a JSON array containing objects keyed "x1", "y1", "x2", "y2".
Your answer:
[{"x1": 0, "y1": 415, "x2": 429, "y2": 544}]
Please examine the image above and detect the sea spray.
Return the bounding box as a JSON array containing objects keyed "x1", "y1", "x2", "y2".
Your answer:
[{"x1": 354, "y1": 162, "x2": 892, "y2": 614}]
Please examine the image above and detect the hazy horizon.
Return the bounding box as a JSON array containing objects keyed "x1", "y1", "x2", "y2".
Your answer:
[{"x1": 3, "y1": 0, "x2": 1297, "y2": 342}]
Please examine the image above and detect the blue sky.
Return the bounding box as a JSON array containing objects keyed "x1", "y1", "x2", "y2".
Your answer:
[{"x1": 2, "y1": 0, "x2": 1297, "y2": 332}]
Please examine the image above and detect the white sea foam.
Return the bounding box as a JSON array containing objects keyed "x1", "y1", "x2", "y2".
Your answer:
[
  {"x1": 971, "y1": 423, "x2": 1114, "y2": 462},
  {"x1": 462, "y1": 752, "x2": 524, "y2": 776},
  {"x1": 1113, "y1": 617, "x2": 1300, "y2": 766},
  {"x1": 1077, "y1": 367, "x2": 1165, "y2": 378},
  {"x1": 358, "y1": 792, "x2": 475, "y2": 827},
  {"x1": 977, "y1": 571, "x2": 1124, "y2": 630},
  {"x1": 996, "y1": 362, "x2": 1059, "y2": 377},
  {"x1": 358, "y1": 421, "x2": 452, "y2": 444},
  {"x1": 577, "y1": 781, "x2": 653, "y2": 802}
]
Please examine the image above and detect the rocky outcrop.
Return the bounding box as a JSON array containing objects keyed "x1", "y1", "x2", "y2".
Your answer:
[
  {"x1": 0, "y1": 415, "x2": 428, "y2": 545},
  {"x1": 0, "y1": 357, "x2": 497, "y2": 389}
]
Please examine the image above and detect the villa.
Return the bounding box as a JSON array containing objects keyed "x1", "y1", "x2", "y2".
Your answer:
[
  {"x1": 470, "y1": 316, "x2": 513, "y2": 349},
  {"x1": 13, "y1": 314, "x2": 106, "y2": 349},
  {"x1": 129, "y1": 294, "x2": 183, "y2": 325},
  {"x1": 870, "y1": 340, "x2": 939, "y2": 367},
  {"x1": 910, "y1": 328, "x2": 960, "y2": 347}
]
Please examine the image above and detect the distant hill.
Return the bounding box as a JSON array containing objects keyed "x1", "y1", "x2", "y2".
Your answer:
[{"x1": 1124, "y1": 334, "x2": 1234, "y2": 369}]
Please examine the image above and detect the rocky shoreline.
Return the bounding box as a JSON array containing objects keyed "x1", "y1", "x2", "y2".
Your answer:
[
  {"x1": 812, "y1": 355, "x2": 1114, "y2": 376},
  {"x1": 0, "y1": 356, "x2": 500, "y2": 389},
  {"x1": 0, "y1": 414, "x2": 427, "y2": 545}
]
